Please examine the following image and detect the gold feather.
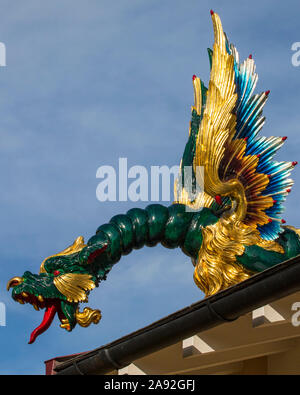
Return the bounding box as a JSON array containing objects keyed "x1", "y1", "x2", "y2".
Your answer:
[
  {"x1": 193, "y1": 13, "x2": 244, "y2": 219},
  {"x1": 76, "y1": 307, "x2": 102, "y2": 327},
  {"x1": 53, "y1": 273, "x2": 95, "y2": 303},
  {"x1": 175, "y1": 12, "x2": 285, "y2": 297},
  {"x1": 40, "y1": 236, "x2": 86, "y2": 274}
]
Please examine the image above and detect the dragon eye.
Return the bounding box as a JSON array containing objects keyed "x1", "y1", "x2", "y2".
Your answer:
[{"x1": 53, "y1": 270, "x2": 61, "y2": 276}]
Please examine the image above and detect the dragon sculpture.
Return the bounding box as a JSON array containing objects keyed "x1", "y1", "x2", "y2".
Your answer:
[{"x1": 7, "y1": 11, "x2": 300, "y2": 344}]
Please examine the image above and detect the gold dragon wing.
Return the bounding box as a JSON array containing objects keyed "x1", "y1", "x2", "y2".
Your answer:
[{"x1": 175, "y1": 11, "x2": 296, "y2": 295}]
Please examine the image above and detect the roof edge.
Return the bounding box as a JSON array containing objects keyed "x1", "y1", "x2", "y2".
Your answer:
[{"x1": 54, "y1": 254, "x2": 300, "y2": 375}]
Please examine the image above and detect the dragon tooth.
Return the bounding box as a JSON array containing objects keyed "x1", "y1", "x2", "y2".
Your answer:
[
  {"x1": 33, "y1": 304, "x2": 39, "y2": 311},
  {"x1": 21, "y1": 292, "x2": 28, "y2": 298},
  {"x1": 38, "y1": 295, "x2": 44, "y2": 302}
]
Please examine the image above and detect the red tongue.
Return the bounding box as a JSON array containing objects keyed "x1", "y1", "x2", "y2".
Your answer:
[{"x1": 28, "y1": 303, "x2": 57, "y2": 344}]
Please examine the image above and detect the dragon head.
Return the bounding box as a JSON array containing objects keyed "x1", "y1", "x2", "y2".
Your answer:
[{"x1": 7, "y1": 236, "x2": 108, "y2": 344}]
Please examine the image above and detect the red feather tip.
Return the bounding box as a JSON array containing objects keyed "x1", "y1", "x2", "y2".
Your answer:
[
  {"x1": 286, "y1": 189, "x2": 292, "y2": 193},
  {"x1": 282, "y1": 136, "x2": 288, "y2": 141},
  {"x1": 268, "y1": 219, "x2": 272, "y2": 223},
  {"x1": 192, "y1": 74, "x2": 197, "y2": 81},
  {"x1": 292, "y1": 161, "x2": 298, "y2": 166},
  {"x1": 249, "y1": 54, "x2": 252, "y2": 59},
  {"x1": 215, "y1": 195, "x2": 222, "y2": 205},
  {"x1": 265, "y1": 90, "x2": 270, "y2": 96},
  {"x1": 281, "y1": 219, "x2": 286, "y2": 224},
  {"x1": 210, "y1": 10, "x2": 214, "y2": 15}
]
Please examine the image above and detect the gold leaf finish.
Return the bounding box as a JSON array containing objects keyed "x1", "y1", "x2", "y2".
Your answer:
[
  {"x1": 76, "y1": 307, "x2": 102, "y2": 327},
  {"x1": 40, "y1": 236, "x2": 86, "y2": 273},
  {"x1": 193, "y1": 216, "x2": 260, "y2": 296},
  {"x1": 193, "y1": 13, "x2": 244, "y2": 221},
  {"x1": 53, "y1": 273, "x2": 95, "y2": 303},
  {"x1": 256, "y1": 238, "x2": 284, "y2": 254},
  {"x1": 192, "y1": 76, "x2": 203, "y2": 116},
  {"x1": 284, "y1": 225, "x2": 300, "y2": 237},
  {"x1": 174, "y1": 12, "x2": 282, "y2": 296},
  {"x1": 6, "y1": 276, "x2": 23, "y2": 291}
]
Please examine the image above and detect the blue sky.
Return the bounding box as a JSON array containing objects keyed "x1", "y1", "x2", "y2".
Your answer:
[{"x1": 0, "y1": 0, "x2": 300, "y2": 374}]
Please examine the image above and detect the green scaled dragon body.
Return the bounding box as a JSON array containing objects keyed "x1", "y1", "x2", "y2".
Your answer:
[{"x1": 7, "y1": 11, "x2": 300, "y2": 343}]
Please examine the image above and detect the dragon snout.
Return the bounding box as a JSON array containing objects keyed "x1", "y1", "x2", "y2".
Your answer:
[{"x1": 7, "y1": 277, "x2": 23, "y2": 291}]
